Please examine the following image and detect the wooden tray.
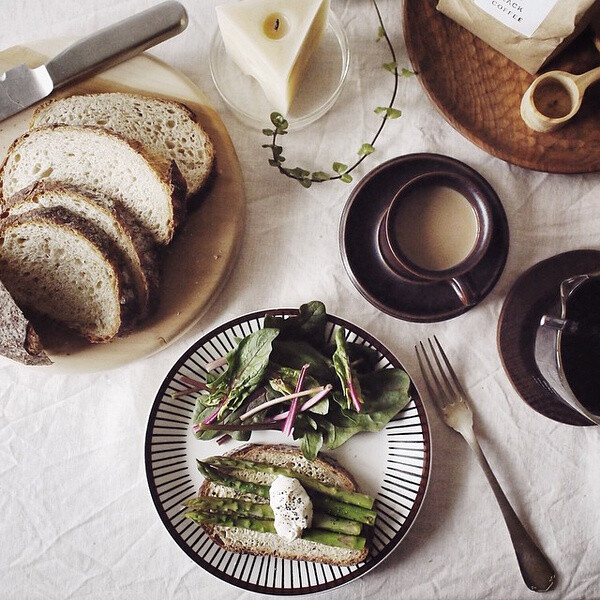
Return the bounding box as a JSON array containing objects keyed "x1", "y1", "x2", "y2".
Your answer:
[
  {"x1": 0, "y1": 40, "x2": 246, "y2": 372},
  {"x1": 403, "y1": 0, "x2": 600, "y2": 173}
]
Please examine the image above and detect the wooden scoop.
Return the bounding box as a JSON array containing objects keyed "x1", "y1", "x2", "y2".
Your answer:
[{"x1": 520, "y1": 66, "x2": 600, "y2": 133}]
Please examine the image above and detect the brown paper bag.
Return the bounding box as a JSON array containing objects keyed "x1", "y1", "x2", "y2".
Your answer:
[{"x1": 437, "y1": 0, "x2": 600, "y2": 73}]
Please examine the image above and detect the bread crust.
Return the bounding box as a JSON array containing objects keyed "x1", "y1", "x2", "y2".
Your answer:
[{"x1": 198, "y1": 444, "x2": 370, "y2": 566}]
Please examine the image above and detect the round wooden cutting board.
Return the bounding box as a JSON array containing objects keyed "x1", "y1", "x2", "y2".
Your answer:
[
  {"x1": 403, "y1": 0, "x2": 600, "y2": 173},
  {"x1": 0, "y1": 40, "x2": 246, "y2": 372}
]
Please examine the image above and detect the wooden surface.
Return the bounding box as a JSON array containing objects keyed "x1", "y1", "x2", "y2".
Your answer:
[
  {"x1": 403, "y1": 0, "x2": 600, "y2": 174},
  {"x1": 497, "y1": 250, "x2": 600, "y2": 426},
  {"x1": 0, "y1": 40, "x2": 246, "y2": 372}
]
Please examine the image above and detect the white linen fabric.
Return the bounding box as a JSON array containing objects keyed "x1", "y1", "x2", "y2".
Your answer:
[{"x1": 1, "y1": 1, "x2": 599, "y2": 599}]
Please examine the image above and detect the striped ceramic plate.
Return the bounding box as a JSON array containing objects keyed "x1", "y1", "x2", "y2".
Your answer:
[{"x1": 145, "y1": 308, "x2": 431, "y2": 595}]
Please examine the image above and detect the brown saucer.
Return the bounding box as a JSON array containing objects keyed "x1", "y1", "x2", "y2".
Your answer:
[
  {"x1": 497, "y1": 250, "x2": 600, "y2": 426},
  {"x1": 339, "y1": 153, "x2": 509, "y2": 322}
]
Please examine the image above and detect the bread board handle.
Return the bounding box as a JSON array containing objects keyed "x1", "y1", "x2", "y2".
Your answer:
[{"x1": 44, "y1": 1, "x2": 188, "y2": 87}]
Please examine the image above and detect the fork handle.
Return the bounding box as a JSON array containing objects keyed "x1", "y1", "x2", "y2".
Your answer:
[{"x1": 462, "y1": 430, "x2": 556, "y2": 592}]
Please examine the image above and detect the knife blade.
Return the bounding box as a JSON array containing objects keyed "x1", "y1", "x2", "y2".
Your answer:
[{"x1": 0, "y1": 0, "x2": 188, "y2": 122}]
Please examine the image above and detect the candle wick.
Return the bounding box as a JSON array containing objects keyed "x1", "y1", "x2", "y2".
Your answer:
[{"x1": 274, "y1": 18, "x2": 280, "y2": 31}]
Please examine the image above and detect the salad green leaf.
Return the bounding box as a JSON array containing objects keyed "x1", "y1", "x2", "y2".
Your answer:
[
  {"x1": 318, "y1": 369, "x2": 411, "y2": 450},
  {"x1": 271, "y1": 339, "x2": 335, "y2": 384},
  {"x1": 332, "y1": 328, "x2": 363, "y2": 412},
  {"x1": 200, "y1": 327, "x2": 279, "y2": 422},
  {"x1": 300, "y1": 429, "x2": 324, "y2": 461},
  {"x1": 264, "y1": 300, "x2": 327, "y2": 346}
]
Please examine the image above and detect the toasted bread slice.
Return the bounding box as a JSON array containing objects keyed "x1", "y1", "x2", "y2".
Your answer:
[
  {"x1": 31, "y1": 92, "x2": 215, "y2": 198},
  {"x1": 0, "y1": 124, "x2": 186, "y2": 245},
  {"x1": 199, "y1": 444, "x2": 370, "y2": 566},
  {"x1": 1, "y1": 181, "x2": 160, "y2": 321},
  {"x1": 0, "y1": 206, "x2": 136, "y2": 342},
  {"x1": 0, "y1": 277, "x2": 51, "y2": 365}
]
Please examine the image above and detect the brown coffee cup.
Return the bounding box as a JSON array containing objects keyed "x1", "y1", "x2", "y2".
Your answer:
[{"x1": 377, "y1": 171, "x2": 494, "y2": 306}]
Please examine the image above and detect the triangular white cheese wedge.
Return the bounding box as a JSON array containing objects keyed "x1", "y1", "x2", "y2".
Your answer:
[{"x1": 216, "y1": 0, "x2": 330, "y2": 115}]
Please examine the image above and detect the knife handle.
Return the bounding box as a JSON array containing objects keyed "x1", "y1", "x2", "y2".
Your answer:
[{"x1": 44, "y1": 1, "x2": 188, "y2": 88}]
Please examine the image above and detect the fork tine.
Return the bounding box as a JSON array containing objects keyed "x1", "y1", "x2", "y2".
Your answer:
[
  {"x1": 415, "y1": 341, "x2": 437, "y2": 401},
  {"x1": 427, "y1": 337, "x2": 456, "y2": 401},
  {"x1": 432, "y1": 335, "x2": 468, "y2": 399},
  {"x1": 416, "y1": 339, "x2": 448, "y2": 407}
]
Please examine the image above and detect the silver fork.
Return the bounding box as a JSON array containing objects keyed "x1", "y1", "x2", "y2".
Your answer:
[{"x1": 416, "y1": 336, "x2": 556, "y2": 593}]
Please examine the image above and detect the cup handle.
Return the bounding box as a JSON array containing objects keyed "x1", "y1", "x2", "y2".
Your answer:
[{"x1": 450, "y1": 274, "x2": 478, "y2": 307}]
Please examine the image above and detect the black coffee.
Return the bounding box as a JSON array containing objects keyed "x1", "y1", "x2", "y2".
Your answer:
[{"x1": 561, "y1": 278, "x2": 600, "y2": 414}]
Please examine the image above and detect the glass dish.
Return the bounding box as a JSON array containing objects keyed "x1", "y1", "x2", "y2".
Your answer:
[{"x1": 209, "y1": 11, "x2": 350, "y2": 131}]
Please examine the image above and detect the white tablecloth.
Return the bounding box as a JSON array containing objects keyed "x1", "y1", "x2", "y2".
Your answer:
[{"x1": 2, "y1": 1, "x2": 600, "y2": 599}]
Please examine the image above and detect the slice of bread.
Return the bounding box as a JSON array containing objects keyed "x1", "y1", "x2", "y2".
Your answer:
[
  {"x1": 0, "y1": 206, "x2": 136, "y2": 342},
  {"x1": 0, "y1": 278, "x2": 51, "y2": 365},
  {"x1": 0, "y1": 124, "x2": 187, "y2": 245},
  {"x1": 1, "y1": 181, "x2": 160, "y2": 321},
  {"x1": 31, "y1": 93, "x2": 215, "y2": 198},
  {"x1": 199, "y1": 444, "x2": 370, "y2": 566}
]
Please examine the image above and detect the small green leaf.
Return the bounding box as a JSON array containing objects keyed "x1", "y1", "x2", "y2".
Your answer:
[
  {"x1": 383, "y1": 61, "x2": 397, "y2": 73},
  {"x1": 376, "y1": 25, "x2": 384, "y2": 42},
  {"x1": 358, "y1": 143, "x2": 375, "y2": 156},
  {"x1": 272, "y1": 145, "x2": 283, "y2": 159},
  {"x1": 340, "y1": 173, "x2": 353, "y2": 183},
  {"x1": 312, "y1": 171, "x2": 331, "y2": 182},
  {"x1": 299, "y1": 178, "x2": 312, "y2": 188},
  {"x1": 270, "y1": 112, "x2": 286, "y2": 127},
  {"x1": 400, "y1": 68, "x2": 415, "y2": 78},
  {"x1": 287, "y1": 167, "x2": 310, "y2": 178},
  {"x1": 374, "y1": 106, "x2": 402, "y2": 119},
  {"x1": 262, "y1": 128, "x2": 274, "y2": 136},
  {"x1": 332, "y1": 162, "x2": 348, "y2": 174}
]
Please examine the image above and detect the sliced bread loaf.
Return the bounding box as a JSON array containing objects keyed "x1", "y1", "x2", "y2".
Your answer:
[
  {"x1": 0, "y1": 206, "x2": 136, "y2": 342},
  {"x1": 31, "y1": 93, "x2": 215, "y2": 198},
  {"x1": 0, "y1": 124, "x2": 187, "y2": 245},
  {"x1": 199, "y1": 444, "x2": 369, "y2": 566},
  {"x1": 1, "y1": 181, "x2": 160, "y2": 321},
  {"x1": 0, "y1": 278, "x2": 51, "y2": 365}
]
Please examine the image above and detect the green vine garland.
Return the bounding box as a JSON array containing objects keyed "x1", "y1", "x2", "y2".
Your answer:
[{"x1": 261, "y1": 0, "x2": 413, "y2": 188}]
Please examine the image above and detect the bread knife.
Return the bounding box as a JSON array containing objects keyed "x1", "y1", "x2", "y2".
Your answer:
[{"x1": 0, "y1": 1, "x2": 188, "y2": 122}]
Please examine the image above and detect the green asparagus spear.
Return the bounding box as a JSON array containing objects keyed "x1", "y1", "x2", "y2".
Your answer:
[
  {"x1": 184, "y1": 511, "x2": 366, "y2": 550},
  {"x1": 204, "y1": 456, "x2": 374, "y2": 509},
  {"x1": 196, "y1": 460, "x2": 376, "y2": 525},
  {"x1": 185, "y1": 510, "x2": 276, "y2": 533},
  {"x1": 196, "y1": 460, "x2": 270, "y2": 499},
  {"x1": 184, "y1": 496, "x2": 363, "y2": 535},
  {"x1": 184, "y1": 496, "x2": 273, "y2": 518},
  {"x1": 312, "y1": 495, "x2": 377, "y2": 526},
  {"x1": 311, "y1": 512, "x2": 363, "y2": 536}
]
